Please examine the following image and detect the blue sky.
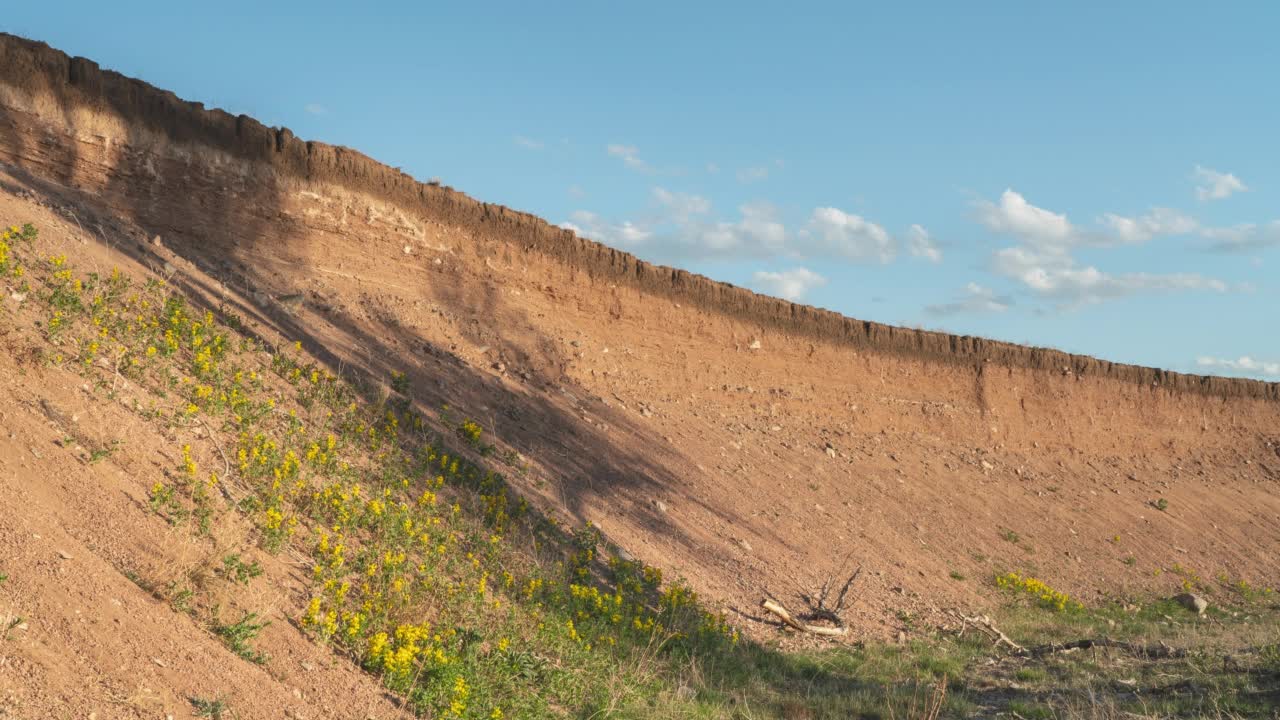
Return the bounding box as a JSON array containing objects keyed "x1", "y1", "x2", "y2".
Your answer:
[{"x1": 6, "y1": 2, "x2": 1279, "y2": 379}]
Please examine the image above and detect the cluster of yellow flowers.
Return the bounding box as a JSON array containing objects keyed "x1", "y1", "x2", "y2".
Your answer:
[{"x1": 995, "y1": 572, "x2": 1083, "y2": 612}]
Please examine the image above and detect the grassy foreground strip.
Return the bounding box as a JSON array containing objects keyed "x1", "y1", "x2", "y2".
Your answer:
[{"x1": 3, "y1": 221, "x2": 1279, "y2": 718}]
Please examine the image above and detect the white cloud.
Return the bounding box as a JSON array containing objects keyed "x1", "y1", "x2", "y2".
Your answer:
[
  {"x1": 1196, "y1": 356, "x2": 1280, "y2": 378},
  {"x1": 982, "y1": 190, "x2": 1201, "y2": 248},
  {"x1": 560, "y1": 211, "x2": 651, "y2": 247},
  {"x1": 1202, "y1": 220, "x2": 1280, "y2": 253},
  {"x1": 567, "y1": 184, "x2": 586, "y2": 199},
  {"x1": 925, "y1": 282, "x2": 1011, "y2": 316},
  {"x1": 1194, "y1": 165, "x2": 1247, "y2": 201},
  {"x1": 561, "y1": 199, "x2": 784, "y2": 259},
  {"x1": 652, "y1": 187, "x2": 711, "y2": 224},
  {"x1": 706, "y1": 162, "x2": 721, "y2": 174},
  {"x1": 696, "y1": 202, "x2": 789, "y2": 255},
  {"x1": 802, "y1": 207, "x2": 895, "y2": 263},
  {"x1": 607, "y1": 144, "x2": 652, "y2": 173},
  {"x1": 1099, "y1": 208, "x2": 1198, "y2": 244},
  {"x1": 304, "y1": 103, "x2": 329, "y2": 116},
  {"x1": 751, "y1": 268, "x2": 828, "y2": 301},
  {"x1": 906, "y1": 224, "x2": 942, "y2": 263},
  {"x1": 514, "y1": 135, "x2": 544, "y2": 150},
  {"x1": 736, "y1": 166, "x2": 769, "y2": 183},
  {"x1": 977, "y1": 190, "x2": 1074, "y2": 247},
  {"x1": 565, "y1": 194, "x2": 926, "y2": 264},
  {"x1": 992, "y1": 255, "x2": 1226, "y2": 306},
  {"x1": 978, "y1": 189, "x2": 1234, "y2": 308}
]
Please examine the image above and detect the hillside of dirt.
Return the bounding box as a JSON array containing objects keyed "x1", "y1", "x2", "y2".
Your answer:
[{"x1": 1, "y1": 33, "x2": 1279, "y2": 718}]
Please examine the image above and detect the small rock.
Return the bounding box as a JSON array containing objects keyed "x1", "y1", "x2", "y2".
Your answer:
[
  {"x1": 651, "y1": 499, "x2": 669, "y2": 513},
  {"x1": 1172, "y1": 592, "x2": 1208, "y2": 615},
  {"x1": 981, "y1": 460, "x2": 994, "y2": 471},
  {"x1": 747, "y1": 339, "x2": 762, "y2": 350},
  {"x1": 825, "y1": 444, "x2": 837, "y2": 458},
  {"x1": 403, "y1": 244, "x2": 413, "y2": 255},
  {"x1": 738, "y1": 538, "x2": 753, "y2": 552},
  {"x1": 57, "y1": 550, "x2": 73, "y2": 560},
  {"x1": 151, "y1": 234, "x2": 164, "y2": 247}
]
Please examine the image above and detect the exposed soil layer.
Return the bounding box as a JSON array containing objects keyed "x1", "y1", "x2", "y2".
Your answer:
[
  {"x1": 1, "y1": 32, "x2": 1279, "y2": 719},
  {"x1": 1, "y1": 33, "x2": 1274, "y2": 401}
]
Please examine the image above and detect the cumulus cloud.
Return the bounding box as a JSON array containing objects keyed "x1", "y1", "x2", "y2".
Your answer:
[
  {"x1": 560, "y1": 211, "x2": 651, "y2": 247},
  {"x1": 1202, "y1": 220, "x2": 1280, "y2": 253},
  {"x1": 564, "y1": 190, "x2": 928, "y2": 265},
  {"x1": 925, "y1": 282, "x2": 1011, "y2": 316},
  {"x1": 991, "y1": 245, "x2": 1226, "y2": 306},
  {"x1": 304, "y1": 103, "x2": 329, "y2": 116},
  {"x1": 801, "y1": 207, "x2": 895, "y2": 263},
  {"x1": 1196, "y1": 356, "x2": 1280, "y2": 378},
  {"x1": 695, "y1": 202, "x2": 789, "y2": 255},
  {"x1": 652, "y1": 187, "x2": 712, "y2": 224},
  {"x1": 607, "y1": 144, "x2": 652, "y2": 173},
  {"x1": 1194, "y1": 165, "x2": 1247, "y2": 201},
  {"x1": 1099, "y1": 208, "x2": 1198, "y2": 244},
  {"x1": 977, "y1": 189, "x2": 1233, "y2": 308},
  {"x1": 514, "y1": 135, "x2": 544, "y2": 150},
  {"x1": 906, "y1": 224, "x2": 942, "y2": 262},
  {"x1": 560, "y1": 198, "x2": 786, "y2": 258},
  {"x1": 736, "y1": 166, "x2": 769, "y2": 183},
  {"x1": 977, "y1": 190, "x2": 1074, "y2": 247},
  {"x1": 751, "y1": 268, "x2": 828, "y2": 301}
]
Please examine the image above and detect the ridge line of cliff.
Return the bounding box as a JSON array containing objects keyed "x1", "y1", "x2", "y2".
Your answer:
[{"x1": 0, "y1": 32, "x2": 1274, "y2": 401}]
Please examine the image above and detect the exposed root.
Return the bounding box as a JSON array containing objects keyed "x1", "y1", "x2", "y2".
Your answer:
[
  {"x1": 759, "y1": 598, "x2": 848, "y2": 637},
  {"x1": 758, "y1": 562, "x2": 862, "y2": 637}
]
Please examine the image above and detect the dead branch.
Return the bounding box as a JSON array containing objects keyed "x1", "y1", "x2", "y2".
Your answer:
[
  {"x1": 951, "y1": 611, "x2": 1024, "y2": 652},
  {"x1": 760, "y1": 598, "x2": 848, "y2": 637},
  {"x1": 797, "y1": 563, "x2": 861, "y2": 626},
  {"x1": 1017, "y1": 638, "x2": 1187, "y2": 659}
]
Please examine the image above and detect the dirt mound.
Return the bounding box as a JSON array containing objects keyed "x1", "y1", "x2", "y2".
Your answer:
[{"x1": 1, "y1": 32, "x2": 1279, "y2": 718}]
